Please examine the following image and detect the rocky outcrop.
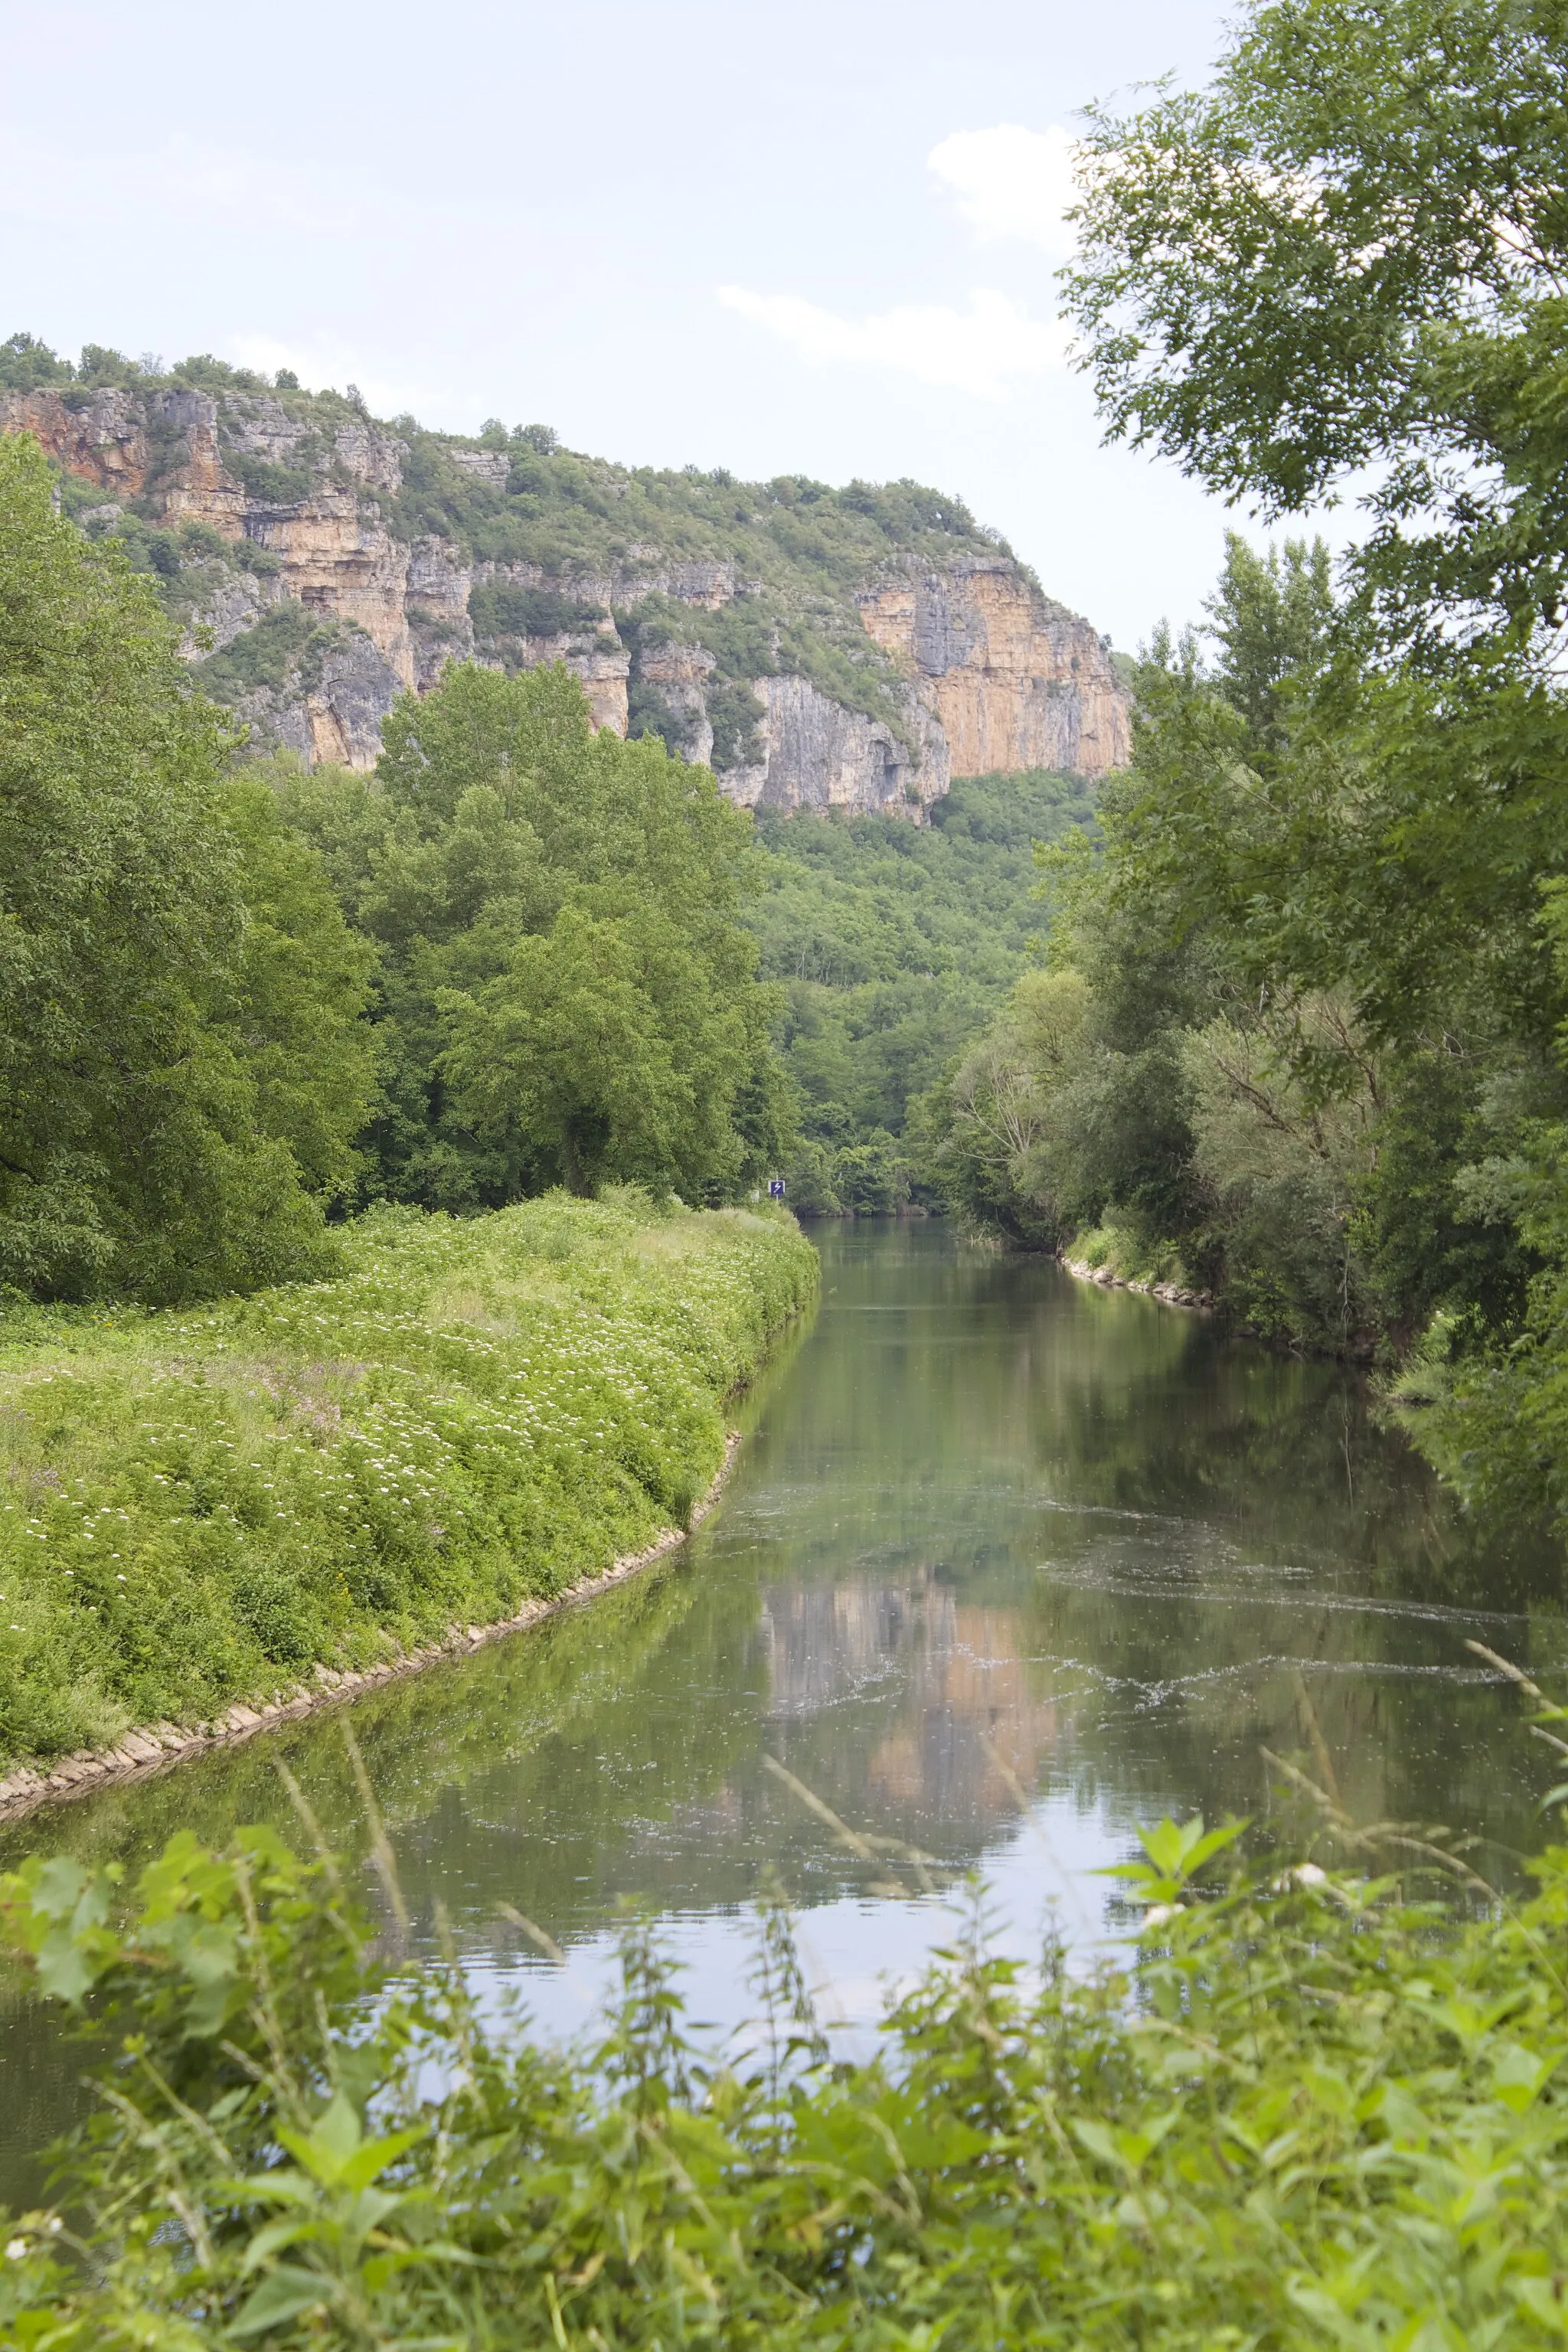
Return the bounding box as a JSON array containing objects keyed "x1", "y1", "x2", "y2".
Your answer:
[
  {"x1": 2, "y1": 385, "x2": 151, "y2": 494},
  {"x1": 230, "y1": 632, "x2": 407, "y2": 771},
  {"x1": 723, "y1": 675, "x2": 950, "y2": 817},
  {"x1": 859, "y1": 558, "x2": 1130, "y2": 778},
  {"x1": 4, "y1": 377, "x2": 1130, "y2": 806},
  {"x1": 3, "y1": 388, "x2": 632, "y2": 767},
  {"x1": 637, "y1": 639, "x2": 716, "y2": 767},
  {"x1": 626, "y1": 558, "x2": 1121, "y2": 817},
  {"x1": 240, "y1": 490, "x2": 415, "y2": 689}
]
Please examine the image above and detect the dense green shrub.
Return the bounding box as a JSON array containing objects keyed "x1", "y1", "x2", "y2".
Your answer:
[
  {"x1": 171, "y1": 355, "x2": 269, "y2": 394},
  {"x1": 0, "y1": 1194, "x2": 816, "y2": 1767},
  {"x1": 624, "y1": 678, "x2": 695, "y2": 758},
  {"x1": 469, "y1": 584, "x2": 607, "y2": 639},
  {"x1": 0, "y1": 335, "x2": 72, "y2": 390},
  {"x1": 704, "y1": 673, "x2": 766, "y2": 769},
  {"x1": 223, "y1": 452, "x2": 312, "y2": 506},
  {"x1": 195, "y1": 604, "x2": 344, "y2": 702}
]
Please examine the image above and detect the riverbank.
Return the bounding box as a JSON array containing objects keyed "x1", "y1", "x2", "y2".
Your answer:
[
  {"x1": 1062, "y1": 1253, "x2": 1216, "y2": 1312},
  {"x1": 0, "y1": 1194, "x2": 817, "y2": 1795},
  {"x1": 0, "y1": 1435, "x2": 743, "y2": 1826}
]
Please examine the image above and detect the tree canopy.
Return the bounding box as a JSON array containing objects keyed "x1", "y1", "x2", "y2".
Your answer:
[
  {"x1": 1065, "y1": 0, "x2": 1568, "y2": 662},
  {"x1": 0, "y1": 435, "x2": 374, "y2": 1302},
  {"x1": 273, "y1": 663, "x2": 793, "y2": 1209},
  {"x1": 913, "y1": 2, "x2": 1568, "y2": 1542}
]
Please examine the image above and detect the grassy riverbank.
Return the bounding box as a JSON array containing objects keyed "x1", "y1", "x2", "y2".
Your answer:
[{"x1": 0, "y1": 1194, "x2": 817, "y2": 1772}]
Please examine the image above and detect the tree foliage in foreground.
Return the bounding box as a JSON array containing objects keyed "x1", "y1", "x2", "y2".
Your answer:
[
  {"x1": 1064, "y1": 0, "x2": 1568, "y2": 662},
  {"x1": 4, "y1": 1699, "x2": 1568, "y2": 2345},
  {"x1": 0, "y1": 436, "x2": 377, "y2": 1303}
]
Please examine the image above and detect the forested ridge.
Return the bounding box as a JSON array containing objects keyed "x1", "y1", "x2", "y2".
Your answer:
[
  {"x1": 0, "y1": 328, "x2": 1024, "y2": 776},
  {"x1": 753, "y1": 769, "x2": 1094, "y2": 1211}
]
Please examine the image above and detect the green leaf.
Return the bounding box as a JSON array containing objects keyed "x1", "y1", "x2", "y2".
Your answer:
[
  {"x1": 227, "y1": 2263, "x2": 334, "y2": 2337},
  {"x1": 276, "y1": 2094, "x2": 423, "y2": 2190},
  {"x1": 34, "y1": 1925, "x2": 94, "y2": 2007},
  {"x1": 30, "y1": 1858, "x2": 91, "y2": 1927},
  {"x1": 339, "y1": 2126, "x2": 426, "y2": 2191},
  {"x1": 1104, "y1": 1815, "x2": 1246, "y2": 1896},
  {"x1": 1514, "y1": 2277, "x2": 1568, "y2": 2334},
  {"x1": 238, "y1": 2215, "x2": 312, "y2": 2275},
  {"x1": 1072, "y1": 2110, "x2": 1180, "y2": 2175}
]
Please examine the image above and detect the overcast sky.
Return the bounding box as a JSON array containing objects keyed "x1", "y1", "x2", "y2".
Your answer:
[{"x1": 4, "y1": 0, "x2": 1269, "y2": 648}]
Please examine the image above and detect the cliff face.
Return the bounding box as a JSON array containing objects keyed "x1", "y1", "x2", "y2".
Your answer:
[
  {"x1": 2, "y1": 364, "x2": 1130, "y2": 815},
  {"x1": 723, "y1": 674, "x2": 952, "y2": 818},
  {"x1": 859, "y1": 560, "x2": 1130, "y2": 778}
]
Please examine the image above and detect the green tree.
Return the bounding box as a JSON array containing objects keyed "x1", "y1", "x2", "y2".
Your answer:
[
  {"x1": 1203, "y1": 532, "x2": 1334, "y2": 762},
  {"x1": 219, "y1": 776, "x2": 381, "y2": 1201},
  {"x1": 1061, "y1": 0, "x2": 1568, "y2": 1174},
  {"x1": 441, "y1": 895, "x2": 771, "y2": 1197},
  {"x1": 919, "y1": 969, "x2": 1091, "y2": 1246},
  {"x1": 1065, "y1": 0, "x2": 1568, "y2": 662},
  {"x1": 0, "y1": 436, "x2": 368, "y2": 1302},
  {"x1": 274, "y1": 663, "x2": 792, "y2": 1207},
  {"x1": 1052, "y1": 1, "x2": 1568, "y2": 1379}
]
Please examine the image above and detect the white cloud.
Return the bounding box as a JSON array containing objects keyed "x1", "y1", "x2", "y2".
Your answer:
[
  {"x1": 717, "y1": 286, "x2": 1066, "y2": 397},
  {"x1": 927, "y1": 123, "x2": 1080, "y2": 257}
]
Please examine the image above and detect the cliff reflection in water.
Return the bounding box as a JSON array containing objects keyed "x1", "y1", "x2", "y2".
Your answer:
[
  {"x1": 3, "y1": 1220, "x2": 1566, "y2": 2198},
  {"x1": 756, "y1": 1575, "x2": 1068, "y2": 1851}
]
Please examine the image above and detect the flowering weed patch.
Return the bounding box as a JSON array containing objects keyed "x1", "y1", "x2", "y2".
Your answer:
[{"x1": 0, "y1": 1196, "x2": 816, "y2": 1768}]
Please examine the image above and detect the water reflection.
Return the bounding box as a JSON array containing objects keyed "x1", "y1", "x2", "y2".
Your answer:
[{"x1": 2, "y1": 1220, "x2": 1564, "y2": 2199}]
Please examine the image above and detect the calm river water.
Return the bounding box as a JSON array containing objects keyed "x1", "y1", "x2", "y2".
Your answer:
[{"x1": 2, "y1": 1217, "x2": 1566, "y2": 2200}]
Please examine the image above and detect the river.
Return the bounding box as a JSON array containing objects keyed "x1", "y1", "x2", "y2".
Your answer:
[{"x1": 2, "y1": 1217, "x2": 1564, "y2": 2201}]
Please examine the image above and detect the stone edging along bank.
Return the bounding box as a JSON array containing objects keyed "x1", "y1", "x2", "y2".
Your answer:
[
  {"x1": 1062, "y1": 1257, "x2": 1216, "y2": 1312},
  {"x1": 0, "y1": 1432, "x2": 743, "y2": 1830}
]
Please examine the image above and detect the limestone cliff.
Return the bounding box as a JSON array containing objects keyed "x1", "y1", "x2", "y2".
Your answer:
[
  {"x1": 722, "y1": 675, "x2": 952, "y2": 818},
  {"x1": 859, "y1": 560, "x2": 1129, "y2": 778},
  {"x1": 0, "y1": 344, "x2": 1130, "y2": 815}
]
